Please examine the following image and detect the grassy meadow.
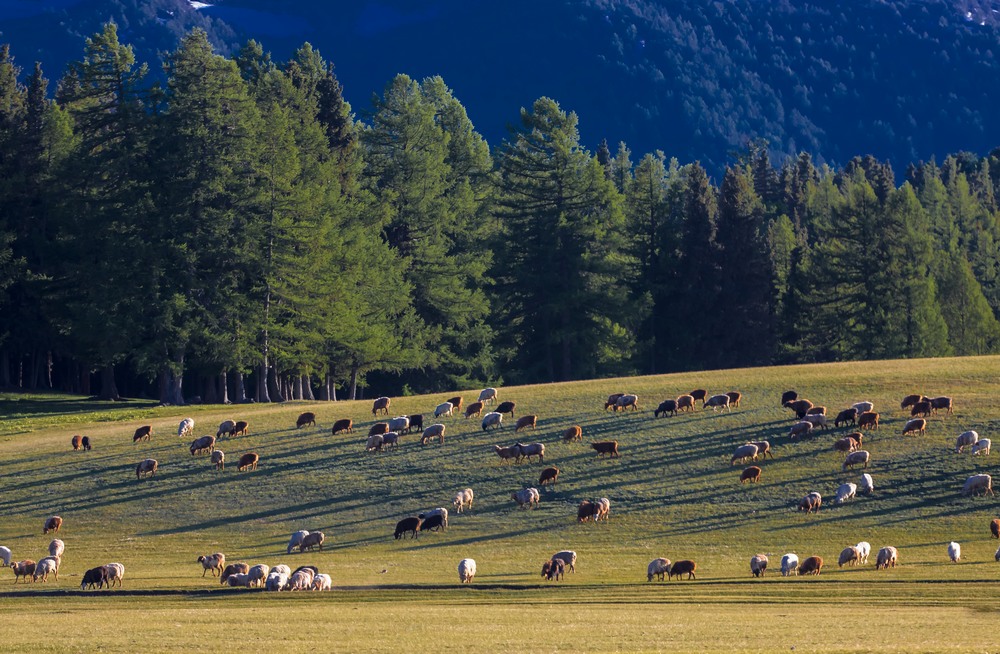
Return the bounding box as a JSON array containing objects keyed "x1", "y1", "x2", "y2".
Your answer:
[{"x1": 2, "y1": 356, "x2": 1000, "y2": 652}]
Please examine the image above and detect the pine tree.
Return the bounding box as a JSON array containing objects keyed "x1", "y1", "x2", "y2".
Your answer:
[{"x1": 935, "y1": 251, "x2": 1000, "y2": 354}]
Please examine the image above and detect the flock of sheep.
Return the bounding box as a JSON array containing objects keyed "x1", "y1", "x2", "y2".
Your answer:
[{"x1": 8, "y1": 382, "x2": 995, "y2": 590}]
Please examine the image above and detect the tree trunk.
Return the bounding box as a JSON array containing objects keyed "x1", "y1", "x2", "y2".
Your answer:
[
  {"x1": 302, "y1": 375, "x2": 314, "y2": 401},
  {"x1": 294, "y1": 374, "x2": 303, "y2": 400},
  {"x1": 349, "y1": 365, "x2": 359, "y2": 400},
  {"x1": 158, "y1": 368, "x2": 170, "y2": 404},
  {"x1": 29, "y1": 350, "x2": 42, "y2": 390},
  {"x1": 219, "y1": 371, "x2": 229, "y2": 404},
  {"x1": 169, "y1": 352, "x2": 185, "y2": 405},
  {"x1": 46, "y1": 351, "x2": 53, "y2": 388},
  {"x1": 0, "y1": 349, "x2": 9, "y2": 388},
  {"x1": 203, "y1": 375, "x2": 219, "y2": 404},
  {"x1": 267, "y1": 366, "x2": 284, "y2": 403},
  {"x1": 256, "y1": 362, "x2": 271, "y2": 403},
  {"x1": 98, "y1": 364, "x2": 121, "y2": 401},
  {"x1": 328, "y1": 373, "x2": 337, "y2": 401},
  {"x1": 320, "y1": 373, "x2": 330, "y2": 401},
  {"x1": 233, "y1": 371, "x2": 247, "y2": 403}
]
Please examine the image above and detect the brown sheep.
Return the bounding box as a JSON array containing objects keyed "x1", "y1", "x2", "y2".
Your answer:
[
  {"x1": 368, "y1": 422, "x2": 390, "y2": 437},
  {"x1": 515, "y1": 415, "x2": 537, "y2": 432},
  {"x1": 496, "y1": 401, "x2": 516, "y2": 417},
  {"x1": 562, "y1": 425, "x2": 583, "y2": 442},
  {"x1": 834, "y1": 437, "x2": 858, "y2": 454},
  {"x1": 577, "y1": 501, "x2": 600, "y2": 522},
  {"x1": 806, "y1": 406, "x2": 826, "y2": 416},
  {"x1": 839, "y1": 546, "x2": 861, "y2": 567},
  {"x1": 237, "y1": 452, "x2": 259, "y2": 472},
  {"x1": 296, "y1": 412, "x2": 316, "y2": 428},
  {"x1": 11, "y1": 560, "x2": 36, "y2": 583},
  {"x1": 749, "y1": 441, "x2": 773, "y2": 460},
  {"x1": 784, "y1": 398, "x2": 813, "y2": 418},
  {"x1": 858, "y1": 411, "x2": 879, "y2": 430},
  {"x1": 798, "y1": 556, "x2": 823, "y2": 575},
  {"x1": 220, "y1": 562, "x2": 249, "y2": 584},
  {"x1": 43, "y1": 516, "x2": 62, "y2": 534},
  {"x1": 71, "y1": 435, "x2": 82, "y2": 450},
  {"x1": 132, "y1": 425, "x2": 152, "y2": 443},
  {"x1": 780, "y1": 390, "x2": 798, "y2": 405},
  {"x1": 465, "y1": 401, "x2": 485, "y2": 419},
  {"x1": 689, "y1": 389, "x2": 707, "y2": 402},
  {"x1": 798, "y1": 492, "x2": 822, "y2": 513},
  {"x1": 900, "y1": 394, "x2": 926, "y2": 409},
  {"x1": 538, "y1": 466, "x2": 559, "y2": 487},
  {"x1": 230, "y1": 420, "x2": 249, "y2": 437},
  {"x1": 676, "y1": 395, "x2": 696, "y2": 412},
  {"x1": 605, "y1": 393, "x2": 625, "y2": 410},
  {"x1": 725, "y1": 391, "x2": 742, "y2": 408},
  {"x1": 197, "y1": 553, "x2": 226, "y2": 577},
  {"x1": 902, "y1": 418, "x2": 926, "y2": 436},
  {"x1": 616, "y1": 394, "x2": 640, "y2": 411},
  {"x1": 834, "y1": 408, "x2": 858, "y2": 427},
  {"x1": 493, "y1": 444, "x2": 520, "y2": 464},
  {"x1": 740, "y1": 466, "x2": 762, "y2": 484},
  {"x1": 332, "y1": 419, "x2": 353, "y2": 435},
  {"x1": 929, "y1": 396, "x2": 953, "y2": 415},
  {"x1": 372, "y1": 397, "x2": 391, "y2": 416},
  {"x1": 591, "y1": 441, "x2": 619, "y2": 458},
  {"x1": 298, "y1": 532, "x2": 325, "y2": 552},
  {"x1": 543, "y1": 558, "x2": 566, "y2": 581},
  {"x1": 846, "y1": 432, "x2": 864, "y2": 447},
  {"x1": 189, "y1": 435, "x2": 216, "y2": 456},
  {"x1": 211, "y1": 450, "x2": 225, "y2": 471},
  {"x1": 668, "y1": 560, "x2": 697, "y2": 580},
  {"x1": 447, "y1": 396, "x2": 464, "y2": 412},
  {"x1": 136, "y1": 458, "x2": 158, "y2": 479},
  {"x1": 991, "y1": 518, "x2": 1000, "y2": 539},
  {"x1": 910, "y1": 401, "x2": 932, "y2": 418}
]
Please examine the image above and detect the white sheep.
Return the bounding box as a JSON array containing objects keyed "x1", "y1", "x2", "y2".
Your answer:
[
  {"x1": 647, "y1": 557, "x2": 671, "y2": 582},
  {"x1": 973, "y1": 438, "x2": 992, "y2": 456},
  {"x1": 860, "y1": 473, "x2": 874, "y2": 495},
  {"x1": 852, "y1": 401, "x2": 874, "y2": 414},
  {"x1": 478, "y1": 388, "x2": 498, "y2": 404},
  {"x1": 453, "y1": 488, "x2": 474, "y2": 513},
  {"x1": 835, "y1": 483, "x2": 857, "y2": 505},
  {"x1": 750, "y1": 554, "x2": 768, "y2": 577},
  {"x1": 269, "y1": 564, "x2": 291, "y2": 576},
  {"x1": 963, "y1": 474, "x2": 994, "y2": 496},
  {"x1": 178, "y1": 417, "x2": 195, "y2": 438},
  {"x1": 287, "y1": 531, "x2": 310, "y2": 554},
  {"x1": 312, "y1": 573, "x2": 332, "y2": 591},
  {"x1": 33, "y1": 556, "x2": 60, "y2": 582},
  {"x1": 0, "y1": 546, "x2": 10, "y2": 567},
  {"x1": 780, "y1": 553, "x2": 799, "y2": 576},
  {"x1": 434, "y1": 401, "x2": 454, "y2": 418},
  {"x1": 265, "y1": 571, "x2": 288, "y2": 591},
  {"x1": 226, "y1": 573, "x2": 252, "y2": 588},
  {"x1": 596, "y1": 498, "x2": 611, "y2": 522},
  {"x1": 481, "y1": 412, "x2": 503, "y2": 431},
  {"x1": 287, "y1": 569, "x2": 314, "y2": 591},
  {"x1": 388, "y1": 416, "x2": 410, "y2": 433},
  {"x1": 947, "y1": 542, "x2": 961, "y2": 563},
  {"x1": 247, "y1": 564, "x2": 269, "y2": 588},
  {"x1": 955, "y1": 430, "x2": 978, "y2": 453},
  {"x1": 105, "y1": 563, "x2": 125, "y2": 588},
  {"x1": 802, "y1": 413, "x2": 829, "y2": 429},
  {"x1": 48, "y1": 539, "x2": 64, "y2": 558},
  {"x1": 511, "y1": 487, "x2": 540, "y2": 509},
  {"x1": 458, "y1": 558, "x2": 477, "y2": 583},
  {"x1": 552, "y1": 550, "x2": 577, "y2": 573},
  {"x1": 876, "y1": 546, "x2": 898, "y2": 570},
  {"x1": 855, "y1": 541, "x2": 871, "y2": 564}
]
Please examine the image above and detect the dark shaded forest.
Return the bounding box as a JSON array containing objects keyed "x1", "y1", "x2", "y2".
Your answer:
[{"x1": 1, "y1": 25, "x2": 999, "y2": 403}]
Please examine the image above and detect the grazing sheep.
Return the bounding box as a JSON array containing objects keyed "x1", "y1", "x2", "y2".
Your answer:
[
  {"x1": 900, "y1": 394, "x2": 925, "y2": 409},
  {"x1": 995, "y1": 546, "x2": 1000, "y2": 563},
  {"x1": 676, "y1": 394, "x2": 696, "y2": 412},
  {"x1": 784, "y1": 399, "x2": 813, "y2": 418},
  {"x1": 973, "y1": 438, "x2": 992, "y2": 456},
  {"x1": 332, "y1": 418, "x2": 353, "y2": 435},
  {"x1": 366, "y1": 434, "x2": 384, "y2": 453},
  {"x1": 835, "y1": 483, "x2": 857, "y2": 504},
  {"x1": 781, "y1": 553, "x2": 799, "y2": 576},
  {"x1": 689, "y1": 389, "x2": 708, "y2": 402},
  {"x1": 465, "y1": 401, "x2": 485, "y2": 419},
  {"x1": 48, "y1": 539, "x2": 64, "y2": 558},
  {"x1": 591, "y1": 440, "x2": 619, "y2": 458},
  {"x1": 287, "y1": 531, "x2": 310, "y2": 554},
  {"x1": 726, "y1": 391, "x2": 742, "y2": 408},
  {"x1": 309, "y1": 573, "x2": 331, "y2": 591},
  {"x1": 419, "y1": 508, "x2": 449, "y2": 530},
  {"x1": 71, "y1": 434, "x2": 82, "y2": 450},
  {"x1": 846, "y1": 432, "x2": 864, "y2": 448},
  {"x1": 544, "y1": 558, "x2": 566, "y2": 581},
  {"x1": 372, "y1": 397, "x2": 391, "y2": 416},
  {"x1": 552, "y1": 550, "x2": 577, "y2": 573},
  {"x1": 654, "y1": 399, "x2": 678, "y2": 418},
  {"x1": 798, "y1": 491, "x2": 822, "y2": 513},
  {"x1": 104, "y1": 562, "x2": 124, "y2": 588},
  {"x1": 237, "y1": 452, "x2": 259, "y2": 471},
  {"x1": 806, "y1": 406, "x2": 826, "y2": 416},
  {"x1": 435, "y1": 402, "x2": 454, "y2": 418},
  {"x1": 515, "y1": 442, "x2": 545, "y2": 462},
  {"x1": 496, "y1": 401, "x2": 517, "y2": 417},
  {"x1": 421, "y1": 424, "x2": 446, "y2": 445},
  {"x1": 298, "y1": 532, "x2": 325, "y2": 552},
  {"x1": 858, "y1": 411, "x2": 879, "y2": 430},
  {"x1": 955, "y1": 430, "x2": 978, "y2": 453},
  {"x1": 835, "y1": 408, "x2": 858, "y2": 427},
  {"x1": 852, "y1": 401, "x2": 874, "y2": 415},
  {"x1": 860, "y1": 473, "x2": 874, "y2": 495},
  {"x1": 43, "y1": 516, "x2": 62, "y2": 534},
  {"x1": 929, "y1": 396, "x2": 953, "y2": 415},
  {"x1": 453, "y1": 488, "x2": 474, "y2": 513},
  {"x1": 669, "y1": 560, "x2": 697, "y2": 580},
  {"x1": 802, "y1": 413, "x2": 829, "y2": 429},
  {"x1": 843, "y1": 450, "x2": 870, "y2": 471},
  {"x1": 198, "y1": 553, "x2": 226, "y2": 577},
  {"x1": 478, "y1": 388, "x2": 499, "y2": 405},
  {"x1": 447, "y1": 396, "x2": 464, "y2": 412},
  {"x1": 834, "y1": 437, "x2": 858, "y2": 454},
  {"x1": 855, "y1": 542, "x2": 871, "y2": 564},
  {"x1": 419, "y1": 514, "x2": 446, "y2": 532},
  {"x1": 211, "y1": 450, "x2": 225, "y2": 470},
  {"x1": 266, "y1": 571, "x2": 289, "y2": 591},
  {"x1": 226, "y1": 573, "x2": 252, "y2": 588},
  {"x1": 220, "y1": 563, "x2": 250, "y2": 585},
  {"x1": 511, "y1": 487, "x2": 540, "y2": 509},
  {"x1": 189, "y1": 435, "x2": 215, "y2": 455},
  {"x1": 798, "y1": 556, "x2": 823, "y2": 575},
  {"x1": 81, "y1": 436, "x2": 91, "y2": 451},
  {"x1": 647, "y1": 558, "x2": 671, "y2": 582},
  {"x1": 387, "y1": 416, "x2": 409, "y2": 434},
  {"x1": 616, "y1": 394, "x2": 640, "y2": 411},
  {"x1": 247, "y1": 564, "x2": 269, "y2": 588},
  {"x1": 481, "y1": 412, "x2": 503, "y2": 432},
  {"x1": 10, "y1": 560, "x2": 35, "y2": 583},
  {"x1": 394, "y1": 517, "x2": 421, "y2": 540},
  {"x1": 876, "y1": 546, "x2": 898, "y2": 570},
  {"x1": 136, "y1": 458, "x2": 158, "y2": 479},
  {"x1": 409, "y1": 414, "x2": 424, "y2": 432},
  {"x1": 947, "y1": 542, "x2": 961, "y2": 563},
  {"x1": 750, "y1": 554, "x2": 768, "y2": 577},
  {"x1": 230, "y1": 420, "x2": 249, "y2": 437},
  {"x1": 82, "y1": 566, "x2": 109, "y2": 590},
  {"x1": 703, "y1": 394, "x2": 731, "y2": 411},
  {"x1": 563, "y1": 425, "x2": 583, "y2": 441},
  {"x1": 515, "y1": 415, "x2": 538, "y2": 432},
  {"x1": 33, "y1": 556, "x2": 59, "y2": 582},
  {"x1": 577, "y1": 501, "x2": 600, "y2": 522},
  {"x1": 178, "y1": 418, "x2": 195, "y2": 439},
  {"x1": 789, "y1": 421, "x2": 813, "y2": 439},
  {"x1": 910, "y1": 401, "x2": 932, "y2": 418},
  {"x1": 0, "y1": 547, "x2": 10, "y2": 567},
  {"x1": 287, "y1": 569, "x2": 314, "y2": 591},
  {"x1": 539, "y1": 466, "x2": 559, "y2": 487},
  {"x1": 296, "y1": 412, "x2": 316, "y2": 428},
  {"x1": 838, "y1": 547, "x2": 860, "y2": 567},
  {"x1": 596, "y1": 497, "x2": 611, "y2": 522},
  {"x1": 731, "y1": 443, "x2": 759, "y2": 466},
  {"x1": 963, "y1": 474, "x2": 994, "y2": 497},
  {"x1": 382, "y1": 432, "x2": 400, "y2": 450},
  {"x1": 132, "y1": 425, "x2": 152, "y2": 443},
  {"x1": 457, "y1": 558, "x2": 476, "y2": 584},
  {"x1": 270, "y1": 565, "x2": 291, "y2": 578},
  {"x1": 216, "y1": 420, "x2": 236, "y2": 439},
  {"x1": 902, "y1": 418, "x2": 927, "y2": 436},
  {"x1": 746, "y1": 441, "x2": 772, "y2": 461},
  {"x1": 368, "y1": 422, "x2": 389, "y2": 437},
  {"x1": 493, "y1": 444, "x2": 521, "y2": 464},
  {"x1": 992, "y1": 519, "x2": 1000, "y2": 539},
  {"x1": 740, "y1": 466, "x2": 762, "y2": 484},
  {"x1": 780, "y1": 390, "x2": 798, "y2": 405}
]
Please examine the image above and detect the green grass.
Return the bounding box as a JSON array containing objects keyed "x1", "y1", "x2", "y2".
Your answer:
[{"x1": 2, "y1": 356, "x2": 1000, "y2": 652}]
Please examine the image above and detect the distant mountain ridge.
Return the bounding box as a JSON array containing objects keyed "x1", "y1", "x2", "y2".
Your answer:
[{"x1": 2, "y1": 0, "x2": 1000, "y2": 171}]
